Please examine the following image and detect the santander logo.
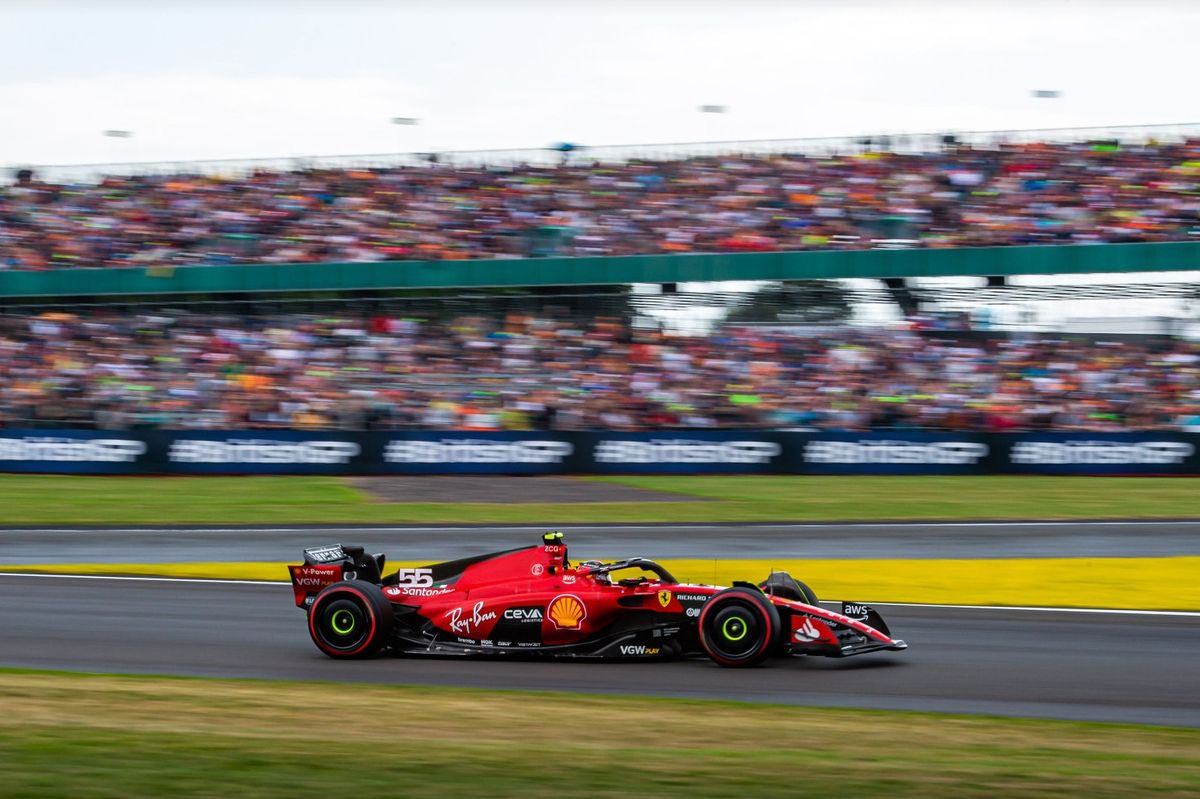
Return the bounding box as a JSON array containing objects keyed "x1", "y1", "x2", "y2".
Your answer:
[{"x1": 794, "y1": 618, "x2": 821, "y2": 642}]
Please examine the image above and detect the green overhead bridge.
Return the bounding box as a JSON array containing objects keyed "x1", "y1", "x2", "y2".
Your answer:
[{"x1": 1, "y1": 241, "x2": 1198, "y2": 298}]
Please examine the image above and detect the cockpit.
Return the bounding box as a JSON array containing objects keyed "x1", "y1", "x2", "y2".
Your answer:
[
  {"x1": 574, "y1": 557, "x2": 678, "y2": 587},
  {"x1": 540, "y1": 531, "x2": 677, "y2": 587}
]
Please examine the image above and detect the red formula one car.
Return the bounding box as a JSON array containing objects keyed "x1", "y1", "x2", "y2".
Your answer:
[{"x1": 289, "y1": 532, "x2": 906, "y2": 667}]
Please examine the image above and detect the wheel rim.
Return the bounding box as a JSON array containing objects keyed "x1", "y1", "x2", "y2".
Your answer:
[
  {"x1": 722, "y1": 616, "x2": 748, "y2": 641},
  {"x1": 330, "y1": 609, "x2": 356, "y2": 635},
  {"x1": 706, "y1": 602, "x2": 762, "y2": 659},
  {"x1": 315, "y1": 597, "x2": 370, "y2": 651}
]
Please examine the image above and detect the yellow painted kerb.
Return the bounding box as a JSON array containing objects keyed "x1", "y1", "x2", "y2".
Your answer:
[{"x1": 2, "y1": 556, "x2": 1197, "y2": 611}]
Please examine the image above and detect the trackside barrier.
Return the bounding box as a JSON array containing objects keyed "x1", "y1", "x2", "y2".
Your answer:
[
  {"x1": 0, "y1": 430, "x2": 1197, "y2": 476},
  {"x1": 2, "y1": 242, "x2": 1199, "y2": 299}
]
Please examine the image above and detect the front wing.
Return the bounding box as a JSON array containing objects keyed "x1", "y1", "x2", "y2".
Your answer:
[{"x1": 775, "y1": 598, "x2": 908, "y2": 657}]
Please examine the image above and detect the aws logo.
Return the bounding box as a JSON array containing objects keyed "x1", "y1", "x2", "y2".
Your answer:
[{"x1": 547, "y1": 594, "x2": 587, "y2": 630}]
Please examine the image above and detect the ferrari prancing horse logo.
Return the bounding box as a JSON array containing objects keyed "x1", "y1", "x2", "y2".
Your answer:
[{"x1": 657, "y1": 590, "x2": 671, "y2": 608}]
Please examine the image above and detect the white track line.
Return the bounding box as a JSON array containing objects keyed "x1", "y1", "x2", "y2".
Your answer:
[
  {"x1": 861, "y1": 601, "x2": 1200, "y2": 617},
  {"x1": 2, "y1": 520, "x2": 1199, "y2": 534},
  {"x1": 0, "y1": 572, "x2": 283, "y2": 586},
  {"x1": 1, "y1": 571, "x2": 1197, "y2": 616}
]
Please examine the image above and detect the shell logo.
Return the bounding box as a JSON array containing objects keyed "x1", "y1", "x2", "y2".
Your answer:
[{"x1": 547, "y1": 594, "x2": 587, "y2": 630}]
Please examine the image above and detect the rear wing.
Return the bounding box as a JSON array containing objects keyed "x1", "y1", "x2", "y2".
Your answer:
[{"x1": 288, "y1": 544, "x2": 387, "y2": 609}]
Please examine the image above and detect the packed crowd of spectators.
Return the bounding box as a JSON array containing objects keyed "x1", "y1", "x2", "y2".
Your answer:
[
  {"x1": 1, "y1": 310, "x2": 1196, "y2": 432},
  {"x1": 2, "y1": 138, "x2": 1199, "y2": 270}
]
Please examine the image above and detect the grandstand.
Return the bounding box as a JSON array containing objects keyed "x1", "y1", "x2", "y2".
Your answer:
[
  {"x1": 2, "y1": 124, "x2": 1200, "y2": 435},
  {"x1": 4, "y1": 123, "x2": 1200, "y2": 274},
  {"x1": 3, "y1": 123, "x2": 1199, "y2": 327},
  {"x1": 1, "y1": 301, "x2": 1197, "y2": 432}
]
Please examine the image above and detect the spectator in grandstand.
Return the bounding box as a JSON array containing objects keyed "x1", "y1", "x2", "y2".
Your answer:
[
  {"x1": 2, "y1": 138, "x2": 1198, "y2": 271},
  {"x1": 0, "y1": 310, "x2": 1195, "y2": 433}
]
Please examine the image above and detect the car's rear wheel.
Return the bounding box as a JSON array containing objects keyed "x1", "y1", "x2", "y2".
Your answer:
[
  {"x1": 307, "y1": 581, "x2": 393, "y2": 658},
  {"x1": 698, "y1": 588, "x2": 781, "y2": 667}
]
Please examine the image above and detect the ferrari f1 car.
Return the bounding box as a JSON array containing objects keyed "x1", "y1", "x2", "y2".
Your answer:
[{"x1": 289, "y1": 532, "x2": 907, "y2": 667}]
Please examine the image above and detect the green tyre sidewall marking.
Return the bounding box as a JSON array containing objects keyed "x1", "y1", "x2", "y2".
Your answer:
[
  {"x1": 312, "y1": 592, "x2": 385, "y2": 656},
  {"x1": 331, "y1": 609, "x2": 356, "y2": 635},
  {"x1": 722, "y1": 615, "x2": 748, "y2": 641}
]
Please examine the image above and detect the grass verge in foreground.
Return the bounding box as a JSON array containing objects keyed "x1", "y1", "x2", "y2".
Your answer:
[
  {"x1": 0, "y1": 670, "x2": 1196, "y2": 798},
  {"x1": 6, "y1": 556, "x2": 1199, "y2": 610},
  {"x1": 2, "y1": 474, "x2": 1200, "y2": 525}
]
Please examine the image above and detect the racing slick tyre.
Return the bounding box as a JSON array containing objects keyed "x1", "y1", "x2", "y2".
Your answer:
[
  {"x1": 698, "y1": 588, "x2": 781, "y2": 668},
  {"x1": 791, "y1": 579, "x2": 818, "y2": 605},
  {"x1": 760, "y1": 572, "x2": 819, "y2": 605},
  {"x1": 307, "y1": 581, "x2": 393, "y2": 658}
]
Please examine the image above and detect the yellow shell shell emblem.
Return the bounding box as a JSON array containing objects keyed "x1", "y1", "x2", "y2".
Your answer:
[
  {"x1": 657, "y1": 590, "x2": 672, "y2": 608},
  {"x1": 548, "y1": 594, "x2": 587, "y2": 629}
]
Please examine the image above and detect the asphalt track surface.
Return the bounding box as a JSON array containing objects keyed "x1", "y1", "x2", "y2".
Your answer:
[
  {"x1": 2, "y1": 522, "x2": 1198, "y2": 727},
  {"x1": 2, "y1": 520, "x2": 1200, "y2": 563},
  {"x1": 1, "y1": 573, "x2": 1198, "y2": 727}
]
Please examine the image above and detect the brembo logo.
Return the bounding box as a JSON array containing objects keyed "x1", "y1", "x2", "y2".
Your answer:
[
  {"x1": 1010, "y1": 441, "x2": 1194, "y2": 465},
  {"x1": 804, "y1": 440, "x2": 988, "y2": 465},
  {"x1": 594, "y1": 440, "x2": 781, "y2": 464},
  {"x1": 384, "y1": 440, "x2": 573, "y2": 464},
  {"x1": 0, "y1": 437, "x2": 146, "y2": 462},
  {"x1": 169, "y1": 440, "x2": 359, "y2": 464}
]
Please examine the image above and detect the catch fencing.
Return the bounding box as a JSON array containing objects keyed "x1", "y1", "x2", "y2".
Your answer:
[
  {"x1": 18, "y1": 121, "x2": 1200, "y2": 182},
  {"x1": 0, "y1": 429, "x2": 1196, "y2": 476}
]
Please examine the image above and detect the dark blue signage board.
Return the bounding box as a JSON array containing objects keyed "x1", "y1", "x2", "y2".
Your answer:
[{"x1": 1, "y1": 429, "x2": 1197, "y2": 476}]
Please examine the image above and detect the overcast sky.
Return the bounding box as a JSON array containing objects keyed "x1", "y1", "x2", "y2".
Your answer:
[{"x1": 1, "y1": 0, "x2": 1196, "y2": 167}]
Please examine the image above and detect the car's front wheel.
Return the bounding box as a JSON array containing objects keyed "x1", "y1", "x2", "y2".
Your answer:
[
  {"x1": 697, "y1": 588, "x2": 781, "y2": 667},
  {"x1": 307, "y1": 581, "x2": 393, "y2": 658}
]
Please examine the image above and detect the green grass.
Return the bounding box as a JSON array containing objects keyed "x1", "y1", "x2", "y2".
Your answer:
[
  {"x1": 0, "y1": 669, "x2": 1196, "y2": 798},
  {"x1": 1, "y1": 474, "x2": 1199, "y2": 525}
]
